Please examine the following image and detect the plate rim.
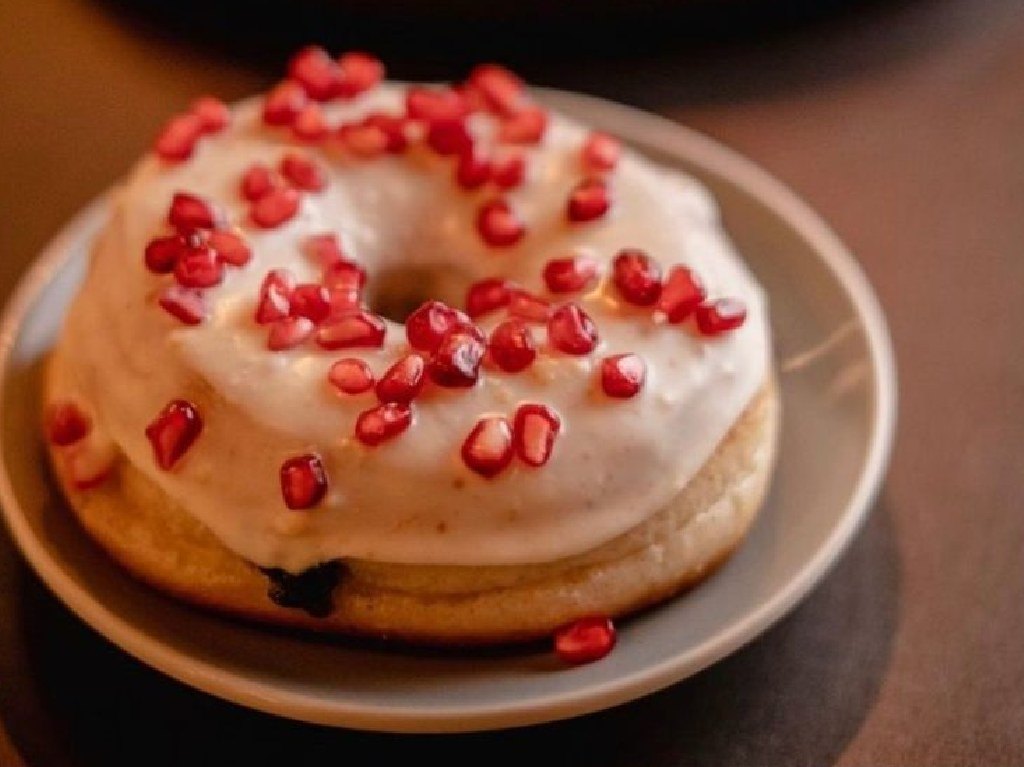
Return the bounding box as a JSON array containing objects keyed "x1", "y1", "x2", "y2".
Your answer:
[{"x1": 0, "y1": 89, "x2": 897, "y2": 733}]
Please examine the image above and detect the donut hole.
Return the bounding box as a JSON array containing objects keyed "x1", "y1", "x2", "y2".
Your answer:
[{"x1": 368, "y1": 264, "x2": 471, "y2": 323}]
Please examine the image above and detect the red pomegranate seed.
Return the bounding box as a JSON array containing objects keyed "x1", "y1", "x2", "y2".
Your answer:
[
  {"x1": 45, "y1": 401, "x2": 92, "y2": 446},
  {"x1": 657, "y1": 265, "x2": 705, "y2": 322},
  {"x1": 287, "y1": 283, "x2": 331, "y2": 323},
  {"x1": 316, "y1": 310, "x2": 386, "y2": 349},
  {"x1": 499, "y1": 106, "x2": 547, "y2": 144},
  {"x1": 461, "y1": 416, "x2": 514, "y2": 478},
  {"x1": 190, "y1": 96, "x2": 230, "y2": 134},
  {"x1": 207, "y1": 230, "x2": 251, "y2": 267},
  {"x1": 66, "y1": 440, "x2": 117, "y2": 490},
  {"x1": 467, "y1": 63, "x2": 524, "y2": 116},
  {"x1": 335, "y1": 51, "x2": 384, "y2": 98},
  {"x1": 492, "y1": 152, "x2": 526, "y2": 189},
  {"x1": 328, "y1": 285, "x2": 362, "y2": 314},
  {"x1": 695, "y1": 298, "x2": 747, "y2": 335},
  {"x1": 159, "y1": 285, "x2": 206, "y2": 325},
  {"x1": 267, "y1": 316, "x2": 315, "y2": 351},
  {"x1": 428, "y1": 328, "x2": 485, "y2": 387},
  {"x1": 427, "y1": 118, "x2": 473, "y2": 156},
  {"x1": 567, "y1": 177, "x2": 611, "y2": 223},
  {"x1": 322, "y1": 259, "x2": 367, "y2": 290},
  {"x1": 512, "y1": 403, "x2": 561, "y2": 467},
  {"x1": 338, "y1": 121, "x2": 389, "y2": 157},
  {"x1": 582, "y1": 131, "x2": 621, "y2": 172},
  {"x1": 543, "y1": 255, "x2": 599, "y2": 294},
  {"x1": 240, "y1": 163, "x2": 277, "y2": 202},
  {"x1": 305, "y1": 233, "x2": 345, "y2": 266},
  {"x1": 376, "y1": 353, "x2": 426, "y2": 403},
  {"x1": 144, "y1": 234, "x2": 186, "y2": 274},
  {"x1": 548, "y1": 303, "x2": 599, "y2": 355},
  {"x1": 405, "y1": 300, "x2": 469, "y2": 353},
  {"x1": 255, "y1": 269, "x2": 295, "y2": 324},
  {"x1": 554, "y1": 616, "x2": 616, "y2": 664},
  {"x1": 612, "y1": 248, "x2": 662, "y2": 306},
  {"x1": 488, "y1": 320, "x2": 536, "y2": 372},
  {"x1": 355, "y1": 402, "x2": 413, "y2": 446},
  {"x1": 465, "y1": 277, "x2": 516, "y2": 318},
  {"x1": 406, "y1": 87, "x2": 470, "y2": 123},
  {"x1": 153, "y1": 114, "x2": 203, "y2": 162},
  {"x1": 601, "y1": 353, "x2": 646, "y2": 398},
  {"x1": 263, "y1": 79, "x2": 308, "y2": 127},
  {"x1": 174, "y1": 243, "x2": 223, "y2": 288},
  {"x1": 291, "y1": 103, "x2": 329, "y2": 142},
  {"x1": 280, "y1": 153, "x2": 326, "y2": 192},
  {"x1": 251, "y1": 187, "x2": 301, "y2": 228},
  {"x1": 287, "y1": 46, "x2": 338, "y2": 102},
  {"x1": 507, "y1": 290, "x2": 552, "y2": 323},
  {"x1": 145, "y1": 400, "x2": 202, "y2": 470},
  {"x1": 362, "y1": 113, "x2": 408, "y2": 153},
  {"x1": 168, "y1": 192, "x2": 220, "y2": 231},
  {"x1": 280, "y1": 454, "x2": 329, "y2": 509},
  {"x1": 329, "y1": 357, "x2": 375, "y2": 395},
  {"x1": 455, "y1": 149, "x2": 492, "y2": 190},
  {"x1": 477, "y1": 199, "x2": 525, "y2": 247}
]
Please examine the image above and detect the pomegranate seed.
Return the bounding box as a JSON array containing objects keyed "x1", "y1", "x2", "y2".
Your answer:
[
  {"x1": 507, "y1": 289, "x2": 552, "y2": 323},
  {"x1": 426, "y1": 118, "x2": 473, "y2": 156},
  {"x1": 582, "y1": 131, "x2": 621, "y2": 172},
  {"x1": 338, "y1": 121, "x2": 389, "y2": 157},
  {"x1": 168, "y1": 192, "x2": 220, "y2": 231},
  {"x1": 612, "y1": 248, "x2": 662, "y2": 306},
  {"x1": 145, "y1": 399, "x2": 202, "y2": 470},
  {"x1": 455, "y1": 149, "x2": 492, "y2": 190},
  {"x1": 329, "y1": 358, "x2": 375, "y2": 395},
  {"x1": 465, "y1": 277, "x2": 516, "y2": 318},
  {"x1": 45, "y1": 401, "x2": 92, "y2": 446},
  {"x1": 255, "y1": 269, "x2": 295, "y2": 324},
  {"x1": 376, "y1": 354, "x2": 426, "y2": 403},
  {"x1": 153, "y1": 114, "x2": 202, "y2": 162},
  {"x1": 159, "y1": 285, "x2": 206, "y2": 325},
  {"x1": 512, "y1": 403, "x2": 561, "y2": 467},
  {"x1": 315, "y1": 310, "x2": 386, "y2": 349},
  {"x1": 335, "y1": 51, "x2": 384, "y2": 98},
  {"x1": 328, "y1": 285, "x2": 362, "y2": 314},
  {"x1": 567, "y1": 177, "x2": 611, "y2": 223},
  {"x1": 280, "y1": 454, "x2": 328, "y2": 510},
  {"x1": 657, "y1": 265, "x2": 705, "y2": 322},
  {"x1": 280, "y1": 153, "x2": 326, "y2": 192},
  {"x1": 174, "y1": 243, "x2": 223, "y2": 288},
  {"x1": 287, "y1": 283, "x2": 331, "y2": 323},
  {"x1": 355, "y1": 402, "x2": 413, "y2": 446},
  {"x1": 190, "y1": 96, "x2": 230, "y2": 134},
  {"x1": 405, "y1": 300, "x2": 469, "y2": 353},
  {"x1": 240, "y1": 163, "x2": 277, "y2": 202},
  {"x1": 291, "y1": 103, "x2": 329, "y2": 142},
  {"x1": 488, "y1": 320, "x2": 536, "y2": 372},
  {"x1": 287, "y1": 46, "x2": 338, "y2": 102},
  {"x1": 499, "y1": 106, "x2": 547, "y2": 144},
  {"x1": 467, "y1": 63, "x2": 525, "y2": 116},
  {"x1": 543, "y1": 255, "x2": 599, "y2": 294},
  {"x1": 251, "y1": 187, "x2": 301, "y2": 228},
  {"x1": 477, "y1": 199, "x2": 525, "y2": 247},
  {"x1": 144, "y1": 234, "x2": 186, "y2": 274},
  {"x1": 461, "y1": 417, "x2": 514, "y2": 478},
  {"x1": 66, "y1": 439, "x2": 117, "y2": 490},
  {"x1": 428, "y1": 328, "x2": 485, "y2": 387},
  {"x1": 492, "y1": 152, "x2": 526, "y2": 189},
  {"x1": 554, "y1": 616, "x2": 616, "y2": 664},
  {"x1": 362, "y1": 113, "x2": 408, "y2": 152},
  {"x1": 548, "y1": 303, "x2": 599, "y2": 355},
  {"x1": 268, "y1": 316, "x2": 315, "y2": 350},
  {"x1": 601, "y1": 353, "x2": 646, "y2": 398},
  {"x1": 322, "y1": 259, "x2": 367, "y2": 291},
  {"x1": 263, "y1": 79, "x2": 308, "y2": 127},
  {"x1": 695, "y1": 298, "x2": 747, "y2": 336},
  {"x1": 305, "y1": 233, "x2": 345, "y2": 266},
  {"x1": 207, "y1": 230, "x2": 251, "y2": 267},
  {"x1": 405, "y1": 87, "x2": 470, "y2": 123}
]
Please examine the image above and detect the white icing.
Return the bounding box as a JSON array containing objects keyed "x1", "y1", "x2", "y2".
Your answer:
[{"x1": 56, "y1": 86, "x2": 770, "y2": 570}]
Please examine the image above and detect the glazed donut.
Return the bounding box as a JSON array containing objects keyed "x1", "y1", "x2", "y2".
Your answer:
[{"x1": 44, "y1": 51, "x2": 778, "y2": 647}]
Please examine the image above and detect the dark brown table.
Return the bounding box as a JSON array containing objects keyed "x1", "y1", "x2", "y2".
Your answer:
[{"x1": 2, "y1": 0, "x2": 1023, "y2": 763}]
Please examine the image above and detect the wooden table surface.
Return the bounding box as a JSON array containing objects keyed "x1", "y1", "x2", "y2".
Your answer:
[{"x1": 2, "y1": 0, "x2": 1023, "y2": 763}]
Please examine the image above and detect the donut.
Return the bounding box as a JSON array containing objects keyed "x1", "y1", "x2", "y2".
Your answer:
[{"x1": 43, "y1": 50, "x2": 778, "y2": 650}]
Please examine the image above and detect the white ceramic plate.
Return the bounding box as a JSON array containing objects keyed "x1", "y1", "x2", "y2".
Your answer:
[{"x1": 0, "y1": 90, "x2": 896, "y2": 733}]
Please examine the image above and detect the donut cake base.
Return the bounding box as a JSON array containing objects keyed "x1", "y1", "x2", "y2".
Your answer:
[{"x1": 45, "y1": 358, "x2": 777, "y2": 646}]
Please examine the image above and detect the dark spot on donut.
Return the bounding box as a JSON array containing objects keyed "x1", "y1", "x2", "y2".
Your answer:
[
  {"x1": 452, "y1": 477, "x2": 466, "y2": 489},
  {"x1": 436, "y1": 521, "x2": 448, "y2": 533},
  {"x1": 260, "y1": 561, "x2": 342, "y2": 618}
]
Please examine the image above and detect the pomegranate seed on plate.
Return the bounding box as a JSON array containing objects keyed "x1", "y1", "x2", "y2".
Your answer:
[
  {"x1": 207, "y1": 230, "x2": 251, "y2": 267},
  {"x1": 329, "y1": 358, "x2": 375, "y2": 395},
  {"x1": 145, "y1": 399, "x2": 203, "y2": 470},
  {"x1": 405, "y1": 86, "x2": 470, "y2": 123},
  {"x1": 174, "y1": 243, "x2": 223, "y2": 288},
  {"x1": 405, "y1": 300, "x2": 469, "y2": 353},
  {"x1": 499, "y1": 105, "x2": 547, "y2": 144},
  {"x1": 268, "y1": 316, "x2": 315, "y2": 351},
  {"x1": 428, "y1": 328, "x2": 485, "y2": 387},
  {"x1": 456, "y1": 149, "x2": 492, "y2": 190},
  {"x1": 543, "y1": 255, "x2": 599, "y2": 294},
  {"x1": 291, "y1": 103, "x2": 329, "y2": 142},
  {"x1": 263, "y1": 79, "x2": 308, "y2": 127},
  {"x1": 255, "y1": 269, "x2": 295, "y2": 324},
  {"x1": 467, "y1": 63, "x2": 524, "y2": 116},
  {"x1": 144, "y1": 234, "x2": 186, "y2": 274},
  {"x1": 280, "y1": 153, "x2": 326, "y2": 192},
  {"x1": 426, "y1": 118, "x2": 473, "y2": 156},
  {"x1": 567, "y1": 177, "x2": 611, "y2": 223},
  {"x1": 240, "y1": 163, "x2": 277, "y2": 202},
  {"x1": 582, "y1": 131, "x2": 621, "y2": 172},
  {"x1": 657, "y1": 265, "x2": 705, "y2": 322},
  {"x1": 488, "y1": 320, "x2": 536, "y2": 372},
  {"x1": 335, "y1": 51, "x2": 384, "y2": 98},
  {"x1": 280, "y1": 454, "x2": 329, "y2": 510},
  {"x1": 461, "y1": 417, "x2": 514, "y2": 478},
  {"x1": 288, "y1": 46, "x2": 338, "y2": 102},
  {"x1": 512, "y1": 403, "x2": 561, "y2": 467},
  {"x1": 168, "y1": 192, "x2": 220, "y2": 231},
  {"x1": 315, "y1": 310, "x2": 386, "y2": 349},
  {"x1": 45, "y1": 401, "x2": 91, "y2": 446},
  {"x1": 376, "y1": 354, "x2": 426, "y2": 404},
  {"x1": 492, "y1": 152, "x2": 526, "y2": 189},
  {"x1": 159, "y1": 285, "x2": 206, "y2": 325},
  {"x1": 507, "y1": 290, "x2": 552, "y2": 323},
  {"x1": 601, "y1": 353, "x2": 646, "y2": 398},
  {"x1": 695, "y1": 298, "x2": 747, "y2": 336},
  {"x1": 251, "y1": 187, "x2": 301, "y2": 228},
  {"x1": 355, "y1": 402, "x2": 413, "y2": 446},
  {"x1": 548, "y1": 303, "x2": 599, "y2": 355},
  {"x1": 612, "y1": 248, "x2": 662, "y2": 306},
  {"x1": 465, "y1": 277, "x2": 516, "y2": 318},
  {"x1": 190, "y1": 96, "x2": 230, "y2": 133},
  {"x1": 153, "y1": 114, "x2": 203, "y2": 162},
  {"x1": 477, "y1": 199, "x2": 525, "y2": 247},
  {"x1": 554, "y1": 616, "x2": 616, "y2": 665}
]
